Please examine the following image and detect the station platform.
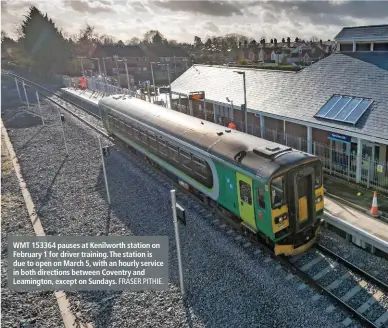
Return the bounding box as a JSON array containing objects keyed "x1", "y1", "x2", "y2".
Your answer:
[
  {"x1": 60, "y1": 87, "x2": 101, "y2": 105},
  {"x1": 324, "y1": 175, "x2": 388, "y2": 218},
  {"x1": 323, "y1": 193, "x2": 388, "y2": 255}
]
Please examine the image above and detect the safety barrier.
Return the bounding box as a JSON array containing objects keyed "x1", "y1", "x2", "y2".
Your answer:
[{"x1": 61, "y1": 76, "x2": 136, "y2": 97}]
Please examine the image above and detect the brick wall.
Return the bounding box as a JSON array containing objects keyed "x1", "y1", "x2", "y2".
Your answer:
[
  {"x1": 285, "y1": 121, "x2": 307, "y2": 139},
  {"x1": 312, "y1": 128, "x2": 329, "y2": 145}
]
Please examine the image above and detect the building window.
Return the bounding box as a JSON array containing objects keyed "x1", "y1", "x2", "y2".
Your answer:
[
  {"x1": 356, "y1": 43, "x2": 371, "y2": 51},
  {"x1": 339, "y1": 43, "x2": 353, "y2": 51},
  {"x1": 374, "y1": 42, "x2": 388, "y2": 51}
]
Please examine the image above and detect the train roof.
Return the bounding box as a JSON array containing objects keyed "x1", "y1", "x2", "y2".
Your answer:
[{"x1": 99, "y1": 95, "x2": 319, "y2": 180}]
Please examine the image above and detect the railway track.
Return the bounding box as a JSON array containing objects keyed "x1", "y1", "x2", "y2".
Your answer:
[
  {"x1": 4, "y1": 73, "x2": 388, "y2": 327},
  {"x1": 1, "y1": 70, "x2": 110, "y2": 140},
  {"x1": 287, "y1": 244, "x2": 388, "y2": 328}
]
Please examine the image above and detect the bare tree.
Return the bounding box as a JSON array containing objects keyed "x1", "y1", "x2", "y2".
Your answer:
[{"x1": 126, "y1": 37, "x2": 140, "y2": 45}]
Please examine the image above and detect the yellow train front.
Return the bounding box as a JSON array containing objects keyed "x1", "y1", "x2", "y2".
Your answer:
[{"x1": 263, "y1": 159, "x2": 324, "y2": 256}]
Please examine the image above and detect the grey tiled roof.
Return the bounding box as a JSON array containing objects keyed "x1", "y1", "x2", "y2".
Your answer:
[
  {"x1": 334, "y1": 25, "x2": 388, "y2": 40},
  {"x1": 170, "y1": 53, "x2": 388, "y2": 142}
]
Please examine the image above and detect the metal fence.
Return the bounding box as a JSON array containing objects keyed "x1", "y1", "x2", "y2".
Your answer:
[
  {"x1": 198, "y1": 113, "x2": 388, "y2": 193},
  {"x1": 61, "y1": 76, "x2": 136, "y2": 97}
]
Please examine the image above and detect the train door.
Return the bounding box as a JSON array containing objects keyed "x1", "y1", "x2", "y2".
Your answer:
[
  {"x1": 289, "y1": 167, "x2": 316, "y2": 233},
  {"x1": 236, "y1": 172, "x2": 256, "y2": 230}
]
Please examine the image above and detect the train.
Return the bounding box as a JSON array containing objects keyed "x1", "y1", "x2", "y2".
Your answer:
[{"x1": 98, "y1": 95, "x2": 324, "y2": 256}]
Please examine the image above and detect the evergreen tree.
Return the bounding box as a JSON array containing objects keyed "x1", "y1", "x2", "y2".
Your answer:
[{"x1": 20, "y1": 6, "x2": 72, "y2": 75}]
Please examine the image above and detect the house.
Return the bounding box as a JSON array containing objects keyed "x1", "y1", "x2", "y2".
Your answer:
[
  {"x1": 170, "y1": 51, "x2": 388, "y2": 191},
  {"x1": 92, "y1": 44, "x2": 149, "y2": 85},
  {"x1": 142, "y1": 44, "x2": 190, "y2": 83},
  {"x1": 334, "y1": 24, "x2": 388, "y2": 51}
]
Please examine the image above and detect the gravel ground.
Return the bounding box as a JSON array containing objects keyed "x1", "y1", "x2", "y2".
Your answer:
[
  {"x1": 320, "y1": 226, "x2": 388, "y2": 285},
  {"x1": 1, "y1": 133, "x2": 64, "y2": 327},
  {"x1": 2, "y1": 96, "x2": 364, "y2": 328}
]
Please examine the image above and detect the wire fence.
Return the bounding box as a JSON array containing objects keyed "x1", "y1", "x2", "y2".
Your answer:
[{"x1": 61, "y1": 76, "x2": 136, "y2": 97}]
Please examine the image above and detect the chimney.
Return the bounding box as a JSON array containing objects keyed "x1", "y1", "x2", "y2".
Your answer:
[
  {"x1": 274, "y1": 38, "x2": 277, "y2": 47},
  {"x1": 270, "y1": 39, "x2": 273, "y2": 44},
  {"x1": 320, "y1": 39, "x2": 322, "y2": 46},
  {"x1": 287, "y1": 37, "x2": 290, "y2": 47}
]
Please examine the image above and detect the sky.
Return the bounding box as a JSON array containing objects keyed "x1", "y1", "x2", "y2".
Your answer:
[{"x1": 1, "y1": 0, "x2": 388, "y2": 43}]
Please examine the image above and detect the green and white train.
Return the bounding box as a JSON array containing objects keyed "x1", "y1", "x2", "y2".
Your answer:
[{"x1": 98, "y1": 95, "x2": 324, "y2": 256}]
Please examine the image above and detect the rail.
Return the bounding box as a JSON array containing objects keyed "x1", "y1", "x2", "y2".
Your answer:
[{"x1": 2, "y1": 70, "x2": 111, "y2": 140}]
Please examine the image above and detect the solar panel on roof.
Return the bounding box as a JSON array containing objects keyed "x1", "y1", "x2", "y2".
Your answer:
[{"x1": 315, "y1": 95, "x2": 373, "y2": 125}]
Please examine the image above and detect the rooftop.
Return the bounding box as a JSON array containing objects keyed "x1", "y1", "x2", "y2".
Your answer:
[
  {"x1": 334, "y1": 24, "x2": 388, "y2": 41},
  {"x1": 145, "y1": 44, "x2": 189, "y2": 58},
  {"x1": 93, "y1": 45, "x2": 146, "y2": 58},
  {"x1": 170, "y1": 52, "x2": 388, "y2": 143}
]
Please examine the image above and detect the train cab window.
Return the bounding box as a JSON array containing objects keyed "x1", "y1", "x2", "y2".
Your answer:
[
  {"x1": 158, "y1": 138, "x2": 167, "y2": 155},
  {"x1": 314, "y1": 166, "x2": 322, "y2": 188},
  {"x1": 168, "y1": 144, "x2": 179, "y2": 162},
  {"x1": 270, "y1": 176, "x2": 285, "y2": 209},
  {"x1": 258, "y1": 188, "x2": 266, "y2": 209},
  {"x1": 239, "y1": 181, "x2": 252, "y2": 205}
]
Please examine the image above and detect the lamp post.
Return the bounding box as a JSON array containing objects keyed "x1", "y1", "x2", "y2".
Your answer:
[
  {"x1": 91, "y1": 57, "x2": 102, "y2": 77},
  {"x1": 102, "y1": 57, "x2": 108, "y2": 91},
  {"x1": 226, "y1": 97, "x2": 234, "y2": 121},
  {"x1": 113, "y1": 55, "x2": 121, "y2": 88},
  {"x1": 234, "y1": 71, "x2": 247, "y2": 133},
  {"x1": 150, "y1": 62, "x2": 157, "y2": 101},
  {"x1": 123, "y1": 59, "x2": 130, "y2": 91},
  {"x1": 116, "y1": 58, "x2": 131, "y2": 91},
  {"x1": 77, "y1": 57, "x2": 85, "y2": 76}
]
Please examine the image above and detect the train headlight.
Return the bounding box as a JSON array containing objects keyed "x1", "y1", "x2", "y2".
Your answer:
[
  {"x1": 275, "y1": 215, "x2": 288, "y2": 224},
  {"x1": 315, "y1": 196, "x2": 323, "y2": 204}
]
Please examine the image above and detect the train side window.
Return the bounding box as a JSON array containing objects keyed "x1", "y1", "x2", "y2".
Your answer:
[
  {"x1": 258, "y1": 188, "x2": 266, "y2": 209},
  {"x1": 140, "y1": 130, "x2": 147, "y2": 143},
  {"x1": 126, "y1": 123, "x2": 133, "y2": 135},
  {"x1": 314, "y1": 166, "x2": 322, "y2": 188},
  {"x1": 158, "y1": 138, "x2": 167, "y2": 155},
  {"x1": 179, "y1": 149, "x2": 191, "y2": 170},
  {"x1": 133, "y1": 127, "x2": 139, "y2": 139},
  {"x1": 239, "y1": 181, "x2": 252, "y2": 205},
  {"x1": 270, "y1": 176, "x2": 285, "y2": 209},
  {"x1": 148, "y1": 133, "x2": 157, "y2": 150},
  {"x1": 193, "y1": 156, "x2": 206, "y2": 174},
  {"x1": 168, "y1": 144, "x2": 179, "y2": 162}
]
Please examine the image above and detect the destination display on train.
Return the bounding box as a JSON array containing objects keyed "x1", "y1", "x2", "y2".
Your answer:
[{"x1": 8, "y1": 236, "x2": 169, "y2": 291}]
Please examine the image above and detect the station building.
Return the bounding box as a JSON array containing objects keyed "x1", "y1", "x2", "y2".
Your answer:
[{"x1": 169, "y1": 25, "x2": 388, "y2": 193}]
